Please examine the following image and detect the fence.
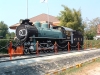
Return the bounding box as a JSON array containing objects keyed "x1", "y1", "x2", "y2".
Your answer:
[{"x1": 6, "y1": 40, "x2": 100, "y2": 60}]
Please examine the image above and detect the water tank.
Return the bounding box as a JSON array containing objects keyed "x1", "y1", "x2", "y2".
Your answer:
[
  {"x1": 41, "y1": 23, "x2": 49, "y2": 28},
  {"x1": 34, "y1": 21, "x2": 41, "y2": 27}
]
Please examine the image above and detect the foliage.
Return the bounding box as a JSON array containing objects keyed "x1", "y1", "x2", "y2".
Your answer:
[
  {"x1": 6, "y1": 32, "x2": 15, "y2": 39},
  {"x1": 57, "y1": 5, "x2": 85, "y2": 34},
  {"x1": 0, "y1": 39, "x2": 16, "y2": 53},
  {"x1": 0, "y1": 21, "x2": 8, "y2": 38},
  {"x1": 0, "y1": 21, "x2": 15, "y2": 39},
  {"x1": 85, "y1": 33, "x2": 94, "y2": 40},
  {"x1": 84, "y1": 17, "x2": 100, "y2": 40},
  {"x1": 84, "y1": 40, "x2": 100, "y2": 48},
  {"x1": 0, "y1": 39, "x2": 10, "y2": 53}
]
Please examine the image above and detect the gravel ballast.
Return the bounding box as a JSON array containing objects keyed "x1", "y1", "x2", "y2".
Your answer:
[{"x1": 0, "y1": 49, "x2": 100, "y2": 75}]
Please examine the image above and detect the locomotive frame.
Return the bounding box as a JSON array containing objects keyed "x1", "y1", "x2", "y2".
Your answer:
[{"x1": 14, "y1": 19, "x2": 83, "y2": 54}]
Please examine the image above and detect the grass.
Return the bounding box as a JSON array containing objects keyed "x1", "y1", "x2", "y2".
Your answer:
[
  {"x1": 57, "y1": 57, "x2": 100, "y2": 75},
  {"x1": 84, "y1": 40, "x2": 100, "y2": 48}
]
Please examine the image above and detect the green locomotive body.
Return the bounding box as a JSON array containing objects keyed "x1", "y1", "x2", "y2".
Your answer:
[{"x1": 34, "y1": 21, "x2": 63, "y2": 39}]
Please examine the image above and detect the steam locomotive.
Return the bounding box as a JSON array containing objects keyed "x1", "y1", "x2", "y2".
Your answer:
[{"x1": 15, "y1": 19, "x2": 83, "y2": 54}]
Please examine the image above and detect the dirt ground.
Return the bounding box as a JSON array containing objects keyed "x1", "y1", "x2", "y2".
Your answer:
[{"x1": 66, "y1": 62, "x2": 100, "y2": 75}]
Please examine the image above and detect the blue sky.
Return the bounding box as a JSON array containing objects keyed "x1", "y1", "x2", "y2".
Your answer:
[{"x1": 0, "y1": 0, "x2": 100, "y2": 32}]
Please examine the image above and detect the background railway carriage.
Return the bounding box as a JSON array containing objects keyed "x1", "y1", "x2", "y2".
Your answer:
[{"x1": 15, "y1": 19, "x2": 84, "y2": 54}]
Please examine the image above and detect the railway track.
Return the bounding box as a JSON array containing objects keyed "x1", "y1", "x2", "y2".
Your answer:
[
  {"x1": 0, "y1": 48, "x2": 96, "y2": 63},
  {"x1": 0, "y1": 48, "x2": 99, "y2": 75}
]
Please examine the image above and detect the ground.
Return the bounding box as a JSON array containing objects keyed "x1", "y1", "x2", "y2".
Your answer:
[
  {"x1": 65, "y1": 61, "x2": 100, "y2": 75},
  {"x1": 75, "y1": 62, "x2": 100, "y2": 75}
]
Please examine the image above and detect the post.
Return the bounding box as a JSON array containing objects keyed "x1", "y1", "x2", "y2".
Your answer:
[
  {"x1": 27, "y1": 0, "x2": 28, "y2": 19},
  {"x1": 84, "y1": 42, "x2": 86, "y2": 50},
  {"x1": 78, "y1": 42, "x2": 80, "y2": 51},
  {"x1": 94, "y1": 42, "x2": 96, "y2": 49},
  {"x1": 54, "y1": 41, "x2": 57, "y2": 54},
  {"x1": 96, "y1": 42, "x2": 98, "y2": 48},
  {"x1": 46, "y1": 0, "x2": 49, "y2": 25},
  {"x1": 68, "y1": 42, "x2": 70, "y2": 52},
  {"x1": 40, "y1": 0, "x2": 50, "y2": 26},
  {"x1": 21, "y1": 45, "x2": 24, "y2": 55},
  {"x1": 91, "y1": 42, "x2": 92, "y2": 49},
  {"x1": 9, "y1": 41, "x2": 12, "y2": 60},
  {"x1": 90, "y1": 42, "x2": 92, "y2": 50},
  {"x1": 86, "y1": 42, "x2": 88, "y2": 49},
  {"x1": 36, "y1": 41, "x2": 39, "y2": 56}
]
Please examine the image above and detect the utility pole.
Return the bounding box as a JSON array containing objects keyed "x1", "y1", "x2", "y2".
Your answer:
[
  {"x1": 27, "y1": 0, "x2": 28, "y2": 19},
  {"x1": 40, "y1": 0, "x2": 49, "y2": 24},
  {"x1": 46, "y1": 1, "x2": 49, "y2": 25}
]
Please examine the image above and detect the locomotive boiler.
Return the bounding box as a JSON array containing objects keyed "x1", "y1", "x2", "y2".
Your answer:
[{"x1": 15, "y1": 19, "x2": 83, "y2": 54}]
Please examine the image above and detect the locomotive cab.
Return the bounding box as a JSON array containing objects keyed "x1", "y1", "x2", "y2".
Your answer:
[
  {"x1": 53, "y1": 26, "x2": 66, "y2": 38},
  {"x1": 63, "y1": 27, "x2": 74, "y2": 44}
]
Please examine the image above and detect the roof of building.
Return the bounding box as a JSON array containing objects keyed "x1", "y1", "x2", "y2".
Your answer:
[
  {"x1": 9, "y1": 13, "x2": 59, "y2": 29},
  {"x1": 30, "y1": 13, "x2": 59, "y2": 22}
]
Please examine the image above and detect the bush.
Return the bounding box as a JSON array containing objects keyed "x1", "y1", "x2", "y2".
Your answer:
[
  {"x1": 0, "y1": 39, "x2": 15, "y2": 53},
  {"x1": 84, "y1": 40, "x2": 100, "y2": 48}
]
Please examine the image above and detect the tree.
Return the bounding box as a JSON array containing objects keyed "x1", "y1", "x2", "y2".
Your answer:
[
  {"x1": 10, "y1": 32, "x2": 15, "y2": 38},
  {"x1": 6, "y1": 33, "x2": 11, "y2": 39},
  {"x1": 57, "y1": 5, "x2": 84, "y2": 34},
  {"x1": 6, "y1": 32, "x2": 15, "y2": 39},
  {"x1": 0, "y1": 21, "x2": 8, "y2": 38},
  {"x1": 84, "y1": 17, "x2": 100, "y2": 40}
]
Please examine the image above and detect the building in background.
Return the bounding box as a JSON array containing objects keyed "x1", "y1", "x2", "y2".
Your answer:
[
  {"x1": 94, "y1": 24, "x2": 100, "y2": 40},
  {"x1": 9, "y1": 13, "x2": 60, "y2": 29}
]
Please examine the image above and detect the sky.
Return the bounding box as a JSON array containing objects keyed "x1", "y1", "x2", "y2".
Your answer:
[{"x1": 0, "y1": 0, "x2": 100, "y2": 32}]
